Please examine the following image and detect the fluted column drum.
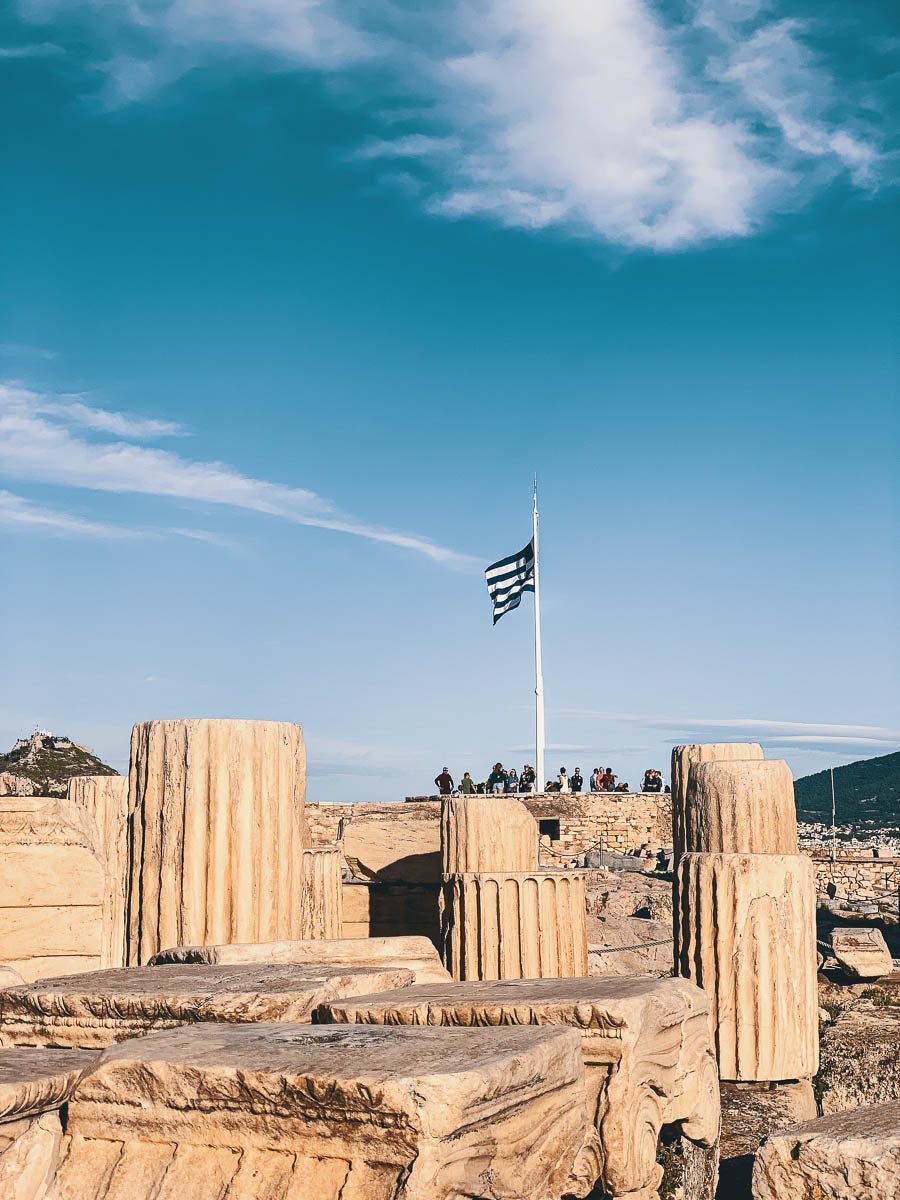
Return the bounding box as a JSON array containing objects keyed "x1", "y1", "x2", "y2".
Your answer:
[
  {"x1": 440, "y1": 871, "x2": 588, "y2": 981},
  {"x1": 671, "y1": 743, "x2": 764, "y2": 865},
  {"x1": 684, "y1": 759, "x2": 798, "y2": 855},
  {"x1": 67, "y1": 775, "x2": 130, "y2": 968},
  {"x1": 676, "y1": 852, "x2": 818, "y2": 1081},
  {"x1": 125, "y1": 719, "x2": 306, "y2": 964},
  {"x1": 299, "y1": 845, "x2": 344, "y2": 939},
  {"x1": 441, "y1": 795, "x2": 538, "y2": 874}
]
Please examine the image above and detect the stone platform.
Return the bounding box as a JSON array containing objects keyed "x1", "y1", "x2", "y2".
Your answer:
[
  {"x1": 0, "y1": 963, "x2": 415, "y2": 1048},
  {"x1": 752, "y1": 1100, "x2": 900, "y2": 1200},
  {"x1": 320, "y1": 974, "x2": 720, "y2": 1200},
  {"x1": 52, "y1": 1022, "x2": 589, "y2": 1200},
  {"x1": 149, "y1": 934, "x2": 451, "y2": 984}
]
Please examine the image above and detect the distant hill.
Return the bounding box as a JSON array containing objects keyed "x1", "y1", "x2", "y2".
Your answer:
[
  {"x1": 0, "y1": 729, "x2": 118, "y2": 798},
  {"x1": 794, "y1": 750, "x2": 900, "y2": 825}
]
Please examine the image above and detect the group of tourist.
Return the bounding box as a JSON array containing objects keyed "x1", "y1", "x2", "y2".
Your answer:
[{"x1": 433, "y1": 764, "x2": 669, "y2": 796}]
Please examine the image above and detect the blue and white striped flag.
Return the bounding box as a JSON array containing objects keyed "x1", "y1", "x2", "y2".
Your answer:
[{"x1": 485, "y1": 540, "x2": 535, "y2": 625}]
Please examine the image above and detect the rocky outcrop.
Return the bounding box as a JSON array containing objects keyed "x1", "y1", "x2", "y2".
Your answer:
[
  {"x1": 52, "y1": 1022, "x2": 590, "y2": 1200},
  {"x1": 676, "y1": 853, "x2": 818, "y2": 1081},
  {"x1": 125, "y1": 719, "x2": 306, "y2": 964},
  {"x1": 818, "y1": 999, "x2": 900, "y2": 1114},
  {"x1": 752, "y1": 1101, "x2": 900, "y2": 1200},
  {"x1": 684, "y1": 760, "x2": 798, "y2": 855},
  {"x1": 441, "y1": 795, "x2": 538, "y2": 874},
  {"x1": 439, "y1": 871, "x2": 588, "y2": 981}
]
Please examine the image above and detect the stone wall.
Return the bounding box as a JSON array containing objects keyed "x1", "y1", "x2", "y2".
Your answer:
[
  {"x1": 812, "y1": 854, "x2": 900, "y2": 907},
  {"x1": 306, "y1": 793, "x2": 672, "y2": 864}
]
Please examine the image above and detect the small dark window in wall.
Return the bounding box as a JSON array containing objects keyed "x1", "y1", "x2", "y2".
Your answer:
[{"x1": 539, "y1": 819, "x2": 560, "y2": 840}]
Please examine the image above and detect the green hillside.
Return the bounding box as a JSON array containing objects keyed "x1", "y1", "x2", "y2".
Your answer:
[
  {"x1": 0, "y1": 730, "x2": 118, "y2": 797},
  {"x1": 794, "y1": 750, "x2": 900, "y2": 824}
]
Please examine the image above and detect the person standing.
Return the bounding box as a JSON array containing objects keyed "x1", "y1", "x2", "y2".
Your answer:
[
  {"x1": 558, "y1": 767, "x2": 570, "y2": 793},
  {"x1": 571, "y1": 767, "x2": 584, "y2": 793},
  {"x1": 590, "y1": 767, "x2": 602, "y2": 792},
  {"x1": 487, "y1": 763, "x2": 506, "y2": 794},
  {"x1": 460, "y1": 771, "x2": 476, "y2": 794},
  {"x1": 505, "y1": 767, "x2": 519, "y2": 793},
  {"x1": 520, "y1": 764, "x2": 536, "y2": 793},
  {"x1": 434, "y1": 767, "x2": 454, "y2": 795}
]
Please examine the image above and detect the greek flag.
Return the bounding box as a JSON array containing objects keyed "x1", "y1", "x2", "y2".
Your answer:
[{"x1": 485, "y1": 540, "x2": 535, "y2": 625}]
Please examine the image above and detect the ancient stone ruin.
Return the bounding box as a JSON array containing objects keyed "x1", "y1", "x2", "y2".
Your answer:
[{"x1": 0, "y1": 722, "x2": 895, "y2": 1199}]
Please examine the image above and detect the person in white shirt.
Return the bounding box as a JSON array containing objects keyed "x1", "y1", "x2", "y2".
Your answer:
[{"x1": 558, "y1": 767, "x2": 570, "y2": 793}]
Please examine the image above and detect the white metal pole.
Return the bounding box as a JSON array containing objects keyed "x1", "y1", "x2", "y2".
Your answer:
[
  {"x1": 533, "y1": 479, "x2": 546, "y2": 792},
  {"x1": 830, "y1": 767, "x2": 836, "y2": 862}
]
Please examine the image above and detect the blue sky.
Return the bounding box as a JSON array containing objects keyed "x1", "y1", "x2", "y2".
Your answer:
[{"x1": 1, "y1": 0, "x2": 898, "y2": 799}]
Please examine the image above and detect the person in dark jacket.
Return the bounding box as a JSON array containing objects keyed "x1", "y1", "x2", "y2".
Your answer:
[
  {"x1": 487, "y1": 763, "x2": 506, "y2": 793},
  {"x1": 434, "y1": 767, "x2": 454, "y2": 795},
  {"x1": 570, "y1": 768, "x2": 584, "y2": 793},
  {"x1": 520, "y1": 764, "x2": 536, "y2": 792},
  {"x1": 505, "y1": 768, "x2": 519, "y2": 793}
]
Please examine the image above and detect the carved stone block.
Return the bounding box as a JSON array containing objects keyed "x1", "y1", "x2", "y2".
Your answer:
[
  {"x1": 676, "y1": 853, "x2": 818, "y2": 1081},
  {"x1": 0, "y1": 963, "x2": 414, "y2": 1048},
  {"x1": 441, "y1": 795, "x2": 538, "y2": 874},
  {"x1": 125, "y1": 719, "x2": 306, "y2": 964},
  {"x1": 52, "y1": 1023, "x2": 590, "y2": 1200},
  {"x1": 439, "y1": 872, "x2": 588, "y2": 981},
  {"x1": 830, "y1": 927, "x2": 893, "y2": 980},
  {"x1": 322, "y1": 973, "x2": 720, "y2": 1200},
  {"x1": 150, "y1": 934, "x2": 451, "y2": 984},
  {"x1": 752, "y1": 1101, "x2": 900, "y2": 1200}
]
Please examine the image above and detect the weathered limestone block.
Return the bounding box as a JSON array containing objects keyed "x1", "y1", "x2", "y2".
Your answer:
[
  {"x1": 684, "y1": 760, "x2": 798, "y2": 855},
  {"x1": 0, "y1": 798, "x2": 104, "y2": 982},
  {"x1": 0, "y1": 1048, "x2": 97, "y2": 1200},
  {"x1": 150, "y1": 934, "x2": 451, "y2": 984},
  {"x1": 299, "y1": 845, "x2": 343, "y2": 939},
  {"x1": 441, "y1": 795, "x2": 538, "y2": 874},
  {"x1": 818, "y1": 1001, "x2": 900, "y2": 1114},
  {"x1": 752, "y1": 1101, "x2": 900, "y2": 1200},
  {"x1": 440, "y1": 871, "x2": 588, "y2": 981},
  {"x1": 671, "y1": 744, "x2": 764, "y2": 864},
  {"x1": 0, "y1": 963, "x2": 414, "y2": 1048},
  {"x1": 676, "y1": 853, "x2": 818, "y2": 1081},
  {"x1": 66, "y1": 776, "x2": 129, "y2": 969},
  {"x1": 52, "y1": 1023, "x2": 590, "y2": 1200},
  {"x1": 125, "y1": 719, "x2": 306, "y2": 964},
  {"x1": 0, "y1": 1048, "x2": 97, "y2": 1122},
  {"x1": 323, "y1": 974, "x2": 720, "y2": 1200},
  {"x1": 830, "y1": 927, "x2": 893, "y2": 979},
  {"x1": 0, "y1": 1110, "x2": 62, "y2": 1200},
  {"x1": 340, "y1": 803, "x2": 442, "y2": 883}
]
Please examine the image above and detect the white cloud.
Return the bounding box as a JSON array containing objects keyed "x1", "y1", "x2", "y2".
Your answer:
[
  {"x1": 12, "y1": 0, "x2": 888, "y2": 248},
  {"x1": 556, "y1": 709, "x2": 900, "y2": 752},
  {"x1": 0, "y1": 42, "x2": 62, "y2": 58},
  {"x1": 0, "y1": 383, "x2": 475, "y2": 567},
  {"x1": 0, "y1": 489, "x2": 138, "y2": 539},
  {"x1": 40, "y1": 397, "x2": 185, "y2": 439}
]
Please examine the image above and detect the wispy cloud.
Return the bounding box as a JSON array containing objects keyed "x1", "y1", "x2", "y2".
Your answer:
[
  {"x1": 38, "y1": 397, "x2": 186, "y2": 439},
  {"x1": 0, "y1": 382, "x2": 475, "y2": 567},
  {"x1": 0, "y1": 42, "x2": 62, "y2": 59},
  {"x1": 17, "y1": 0, "x2": 890, "y2": 250},
  {"x1": 0, "y1": 489, "x2": 138, "y2": 540},
  {"x1": 556, "y1": 709, "x2": 900, "y2": 753}
]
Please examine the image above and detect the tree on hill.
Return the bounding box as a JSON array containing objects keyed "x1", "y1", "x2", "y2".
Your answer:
[{"x1": 794, "y1": 750, "x2": 900, "y2": 824}]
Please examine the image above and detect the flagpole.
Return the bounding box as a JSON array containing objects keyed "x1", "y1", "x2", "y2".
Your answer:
[{"x1": 533, "y1": 479, "x2": 545, "y2": 791}]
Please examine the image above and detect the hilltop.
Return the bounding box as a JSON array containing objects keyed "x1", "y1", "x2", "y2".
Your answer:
[
  {"x1": 794, "y1": 749, "x2": 900, "y2": 826},
  {"x1": 0, "y1": 729, "x2": 119, "y2": 798}
]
